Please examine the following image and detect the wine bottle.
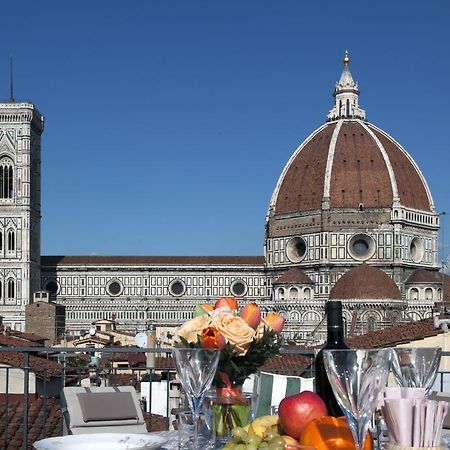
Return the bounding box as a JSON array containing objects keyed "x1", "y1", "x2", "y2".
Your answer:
[{"x1": 314, "y1": 300, "x2": 349, "y2": 416}]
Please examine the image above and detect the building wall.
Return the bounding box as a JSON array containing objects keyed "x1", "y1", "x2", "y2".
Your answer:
[
  {"x1": 25, "y1": 301, "x2": 66, "y2": 345},
  {"x1": 41, "y1": 263, "x2": 268, "y2": 334}
]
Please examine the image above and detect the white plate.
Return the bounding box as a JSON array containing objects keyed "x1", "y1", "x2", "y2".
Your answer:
[{"x1": 33, "y1": 433, "x2": 167, "y2": 450}]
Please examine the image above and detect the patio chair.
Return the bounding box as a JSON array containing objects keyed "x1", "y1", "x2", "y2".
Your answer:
[
  {"x1": 61, "y1": 386, "x2": 148, "y2": 435},
  {"x1": 255, "y1": 371, "x2": 315, "y2": 417}
]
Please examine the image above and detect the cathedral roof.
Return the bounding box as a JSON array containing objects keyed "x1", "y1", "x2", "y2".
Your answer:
[
  {"x1": 269, "y1": 54, "x2": 434, "y2": 216},
  {"x1": 272, "y1": 267, "x2": 314, "y2": 285},
  {"x1": 406, "y1": 268, "x2": 442, "y2": 284},
  {"x1": 329, "y1": 263, "x2": 402, "y2": 300},
  {"x1": 41, "y1": 255, "x2": 265, "y2": 267}
]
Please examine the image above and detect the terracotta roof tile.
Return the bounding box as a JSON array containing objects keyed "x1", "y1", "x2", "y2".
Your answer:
[
  {"x1": 330, "y1": 263, "x2": 402, "y2": 300},
  {"x1": 8, "y1": 331, "x2": 47, "y2": 343},
  {"x1": 262, "y1": 353, "x2": 313, "y2": 376},
  {"x1": 331, "y1": 122, "x2": 393, "y2": 208},
  {"x1": 0, "y1": 352, "x2": 64, "y2": 378},
  {"x1": 346, "y1": 318, "x2": 442, "y2": 348},
  {"x1": 368, "y1": 125, "x2": 431, "y2": 211},
  {"x1": 273, "y1": 268, "x2": 314, "y2": 285},
  {"x1": 0, "y1": 335, "x2": 41, "y2": 347},
  {"x1": 276, "y1": 123, "x2": 335, "y2": 214},
  {"x1": 406, "y1": 269, "x2": 442, "y2": 284}
]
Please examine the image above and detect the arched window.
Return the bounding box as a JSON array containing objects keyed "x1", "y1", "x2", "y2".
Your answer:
[
  {"x1": 425, "y1": 288, "x2": 433, "y2": 300},
  {"x1": 367, "y1": 317, "x2": 376, "y2": 333},
  {"x1": 277, "y1": 287, "x2": 285, "y2": 300},
  {"x1": 7, "y1": 230, "x2": 15, "y2": 252},
  {"x1": 0, "y1": 157, "x2": 14, "y2": 199},
  {"x1": 289, "y1": 287, "x2": 299, "y2": 300},
  {"x1": 410, "y1": 288, "x2": 419, "y2": 300},
  {"x1": 7, "y1": 279, "x2": 14, "y2": 300},
  {"x1": 303, "y1": 287, "x2": 311, "y2": 299}
]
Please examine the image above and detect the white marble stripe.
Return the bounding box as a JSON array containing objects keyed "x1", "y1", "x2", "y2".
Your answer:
[
  {"x1": 323, "y1": 120, "x2": 343, "y2": 202},
  {"x1": 359, "y1": 121, "x2": 400, "y2": 204}
]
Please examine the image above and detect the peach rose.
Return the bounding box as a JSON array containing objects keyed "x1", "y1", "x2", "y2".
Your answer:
[
  {"x1": 212, "y1": 312, "x2": 255, "y2": 356},
  {"x1": 175, "y1": 315, "x2": 211, "y2": 344}
]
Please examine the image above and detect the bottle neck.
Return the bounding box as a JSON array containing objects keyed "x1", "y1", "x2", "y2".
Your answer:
[{"x1": 327, "y1": 325, "x2": 345, "y2": 344}]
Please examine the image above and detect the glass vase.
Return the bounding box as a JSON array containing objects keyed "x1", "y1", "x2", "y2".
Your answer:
[{"x1": 205, "y1": 386, "x2": 257, "y2": 447}]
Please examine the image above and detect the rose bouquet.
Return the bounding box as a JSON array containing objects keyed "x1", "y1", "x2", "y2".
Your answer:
[{"x1": 174, "y1": 297, "x2": 285, "y2": 440}]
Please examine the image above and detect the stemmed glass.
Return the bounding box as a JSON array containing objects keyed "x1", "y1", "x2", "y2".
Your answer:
[
  {"x1": 390, "y1": 347, "x2": 442, "y2": 393},
  {"x1": 173, "y1": 348, "x2": 220, "y2": 449},
  {"x1": 324, "y1": 349, "x2": 391, "y2": 450}
]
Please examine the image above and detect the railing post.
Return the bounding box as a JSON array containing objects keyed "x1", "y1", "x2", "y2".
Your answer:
[
  {"x1": 3, "y1": 367, "x2": 9, "y2": 450},
  {"x1": 22, "y1": 352, "x2": 30, "y2": 450}
]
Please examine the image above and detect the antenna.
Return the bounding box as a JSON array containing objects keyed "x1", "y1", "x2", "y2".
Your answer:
[{"x1": 8, "y1": 57, "x2": 14, "y2": 103}]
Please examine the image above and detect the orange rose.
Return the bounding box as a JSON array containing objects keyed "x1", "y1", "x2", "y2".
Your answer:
[
  {"x1": 265, "y1": 312, "x2": 285, "y2": 334},
  {"x1": 212, "y1": 312, "x2": 255, "y2": 356},
  {"x1": 214, "y1": 297, "x2": 238, "y2": 311},
  {"x1": 240, "y1": 303, "x2": 262, "y2": 329},
  {"x1": 175, "y1": 315, "x2": 211, "y2": 344},
  {"x1": 201, "y1": 326, "x2": 226, "y2": 350}
]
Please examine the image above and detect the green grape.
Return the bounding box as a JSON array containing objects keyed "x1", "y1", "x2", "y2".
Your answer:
[
  {"x1": 232, "y1": 427, "x2": 248, "y2": 441},
  {"x1": 264, "y1": 430, "x2": 279, "y2": 442},
  {"x1": 267, "y1": 445, "x2": 284, "y2": 450},
  {"x1": 247, "y1": 434, "x2": 262, "y2": 446},
  {"x1": 224, "y1": 442, "x2": 235, "y2": 449},
  {"x1": 235, "y1": 444, "x2": 247, "y2": 450},
  {"x1": 258, "y1": 442, "x2": 269, "y2": 450},
  {"x1": 246, "y1": 444, "x2": 258, "y2": 450},
  {"x1": 268, "y1": 437, "x2": 285, "y2": 447}
]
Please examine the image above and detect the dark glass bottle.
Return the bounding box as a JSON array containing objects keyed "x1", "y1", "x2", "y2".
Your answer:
[{"x1": 314, "y1": 300, "x2": 349, "y2": 416}]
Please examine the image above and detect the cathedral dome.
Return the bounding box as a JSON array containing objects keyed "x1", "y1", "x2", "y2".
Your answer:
[
  {"x1": 329, "y1": 263, "x2": 401, "y2": 300},
  {"x1": 269, "y1": 54, "x2": 434, "y2": 216}
]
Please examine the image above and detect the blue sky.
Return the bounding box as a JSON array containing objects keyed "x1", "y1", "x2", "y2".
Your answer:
[{"x1": 2, "y1": 1, "x2": 450, "y2": 257}]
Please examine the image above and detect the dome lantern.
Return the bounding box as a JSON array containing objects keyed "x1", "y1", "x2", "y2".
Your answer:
[{"x1": 327, "y1": 51, "x2": 366, "y2": 122}]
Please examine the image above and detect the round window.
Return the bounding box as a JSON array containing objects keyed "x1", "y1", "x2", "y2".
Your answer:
[
  {"x1": 286, "y1": 236, "x2": 307, "y2": 263},
  {"x1": 348, "y1": 233, "x2": 376, "y2": 261},
  {"x1": 45, "y1": 280, "x2": 59, "y2": 295},
  {"x1": 106, "y1": 280, "x2": 123, "y2": 296},
  {"x1": 230, "y1": 280, "x2": 247, "y2": 297},
  {"x1": 169, "y1": 279, "x2": 186, "y2": 297},
  {"x1": 410, "y1": 237, "x2": 424, "y2": 263}
]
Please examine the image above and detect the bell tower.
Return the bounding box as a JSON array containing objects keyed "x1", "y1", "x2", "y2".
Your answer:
[{"x1": 0, "y1": 96, "x2": 44, "y2": 330}]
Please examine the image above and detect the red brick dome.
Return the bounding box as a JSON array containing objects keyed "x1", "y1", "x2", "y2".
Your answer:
[
  {"x1": 330, "y1": 263, "x2": 401, "y2": 300},
  {"x1": 269, "y1": 54, "x2": 434, "y2": 217},
  {"x1": 272, "y1": 120, "x2": 433, "y2": 215}
]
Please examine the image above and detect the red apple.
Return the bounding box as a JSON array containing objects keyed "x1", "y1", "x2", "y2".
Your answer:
[{"x1": 278, "y1": 391, "x2": 328, "y2": 440}]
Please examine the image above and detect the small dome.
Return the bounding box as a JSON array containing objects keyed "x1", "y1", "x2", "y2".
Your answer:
[
  {"x1": 330, "y1": 264, "x2": 401, "y2": 300},
  {"x1": 406, "y1": 268, "x2": 442, "y2": 284},
  {"x1": 272, "y1": 268, "x2": 314, "y2": 285}
]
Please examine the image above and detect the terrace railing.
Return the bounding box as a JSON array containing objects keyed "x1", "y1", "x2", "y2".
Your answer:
[{"x1": 0, "y1": 347, "x2": 448, "y2": 450}]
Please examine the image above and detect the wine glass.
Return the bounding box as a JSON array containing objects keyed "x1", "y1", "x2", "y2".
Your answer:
[
  {"x1": 323, "y1": 349, "x2": 391, "y2": 450},
  {"x1": 390, "y1": 347, "x2": 442, "y2": 393},
  {"x1": 173, "y1": 348, "x2": 220, "y2": 449}
]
